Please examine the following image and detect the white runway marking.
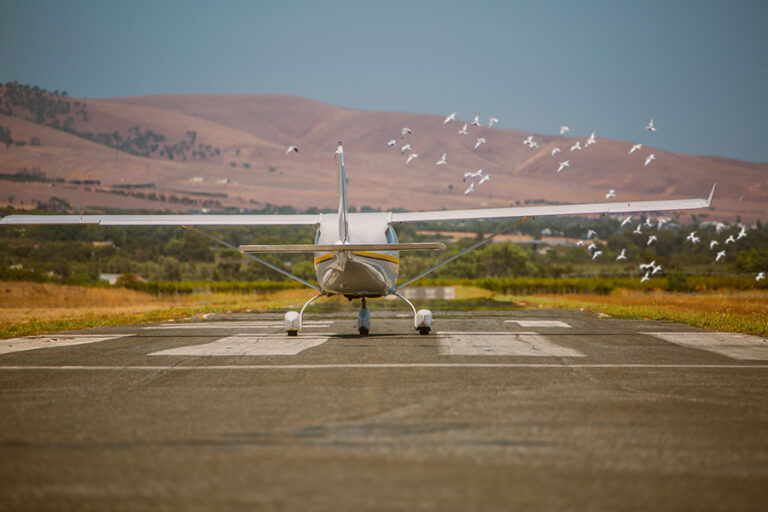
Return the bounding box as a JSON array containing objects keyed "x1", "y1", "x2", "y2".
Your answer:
[
  {"x1": 2, "y1": 364, "x2": 767, "y2": 370},
  {"x1": 645, "y1": 332, "x2": 768, "y2": 360},
  {"x1": 0, "y1": 335, "x2": 134, "y2": 355},
  {"x1": 438, "y1": 332, "x2": 584, "y2": 357},
  {"x1": 506, "y1": 320, "x2": 572, "y2": 328},
  {"x1": 146, "y1": 321, "x2": 333, "y2": 330},
  {"x1": 149, "y1": 334, "x2": 330, "y2": 356}
]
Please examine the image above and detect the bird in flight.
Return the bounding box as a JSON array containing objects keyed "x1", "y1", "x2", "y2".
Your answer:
[
  {"x1": 640, "y1": 272, "x2": 651, "y2": 283},
  {"x1": 406, "y1": 153, "x2": 418, "y2": 164},
  {"x1": 458, "y1": 123, "x2": 469, "y2": 135},
  {"x1": 570, "y1": 141, "x2": 582, "y2": 152},
  {"x1": 585, "y1": 131, "x2": 596, "y2": 147},
  {"x1": 647, "y1": 235, "x2": 657, "y2": 246},
  {"x1": 629, "y1": 143, "x2": 642, "y2": 154},
  {"x1": 488, "y1": 117, "x2": 499, "y2": 127},
  {"x1": 620, "y1": 215, "x2": 633, "y2": 227},
  {"x1": 725, "y1": 235, "x2": 736, "y2": 244},
  {"x1": 286, "y1": 145, "x2": 299, "y2": 154},
  {"x1": 592, "y1": 250, "x2": 603, "y2": 260},
  {"x1": 646, "y1": 117, "x2": 656, "y2": 132},
  {"x1": 472, "y1": 114, "x2": 481, "y2": 126},
  {"x1": 715, "y1": 222, "x2": 728, "y2": 233},
  {"x1": 551, "y1": 147, "x2": 561, "y2": 157},
  {"x1": 715, "y1": 250, "x2": 726, "y2": 262},
  {"x1": 464, "y1": 182, "x2": 476, "y2": 195},
  {"x1": 737, "y1": 226, "x2": 748, "y2": 240},
  {"x1": 644, "y1": 154, "x2": 656, "y2": 166},
  {"x1": 401, "y1": 144, "x2": 412, "y2": 154},
  {"x1": 616, "y1": 248, "x2": 627, "y2": 261},
  {"x1": 436, "y1": 153, "x2": 447, "y2": 165},
  {"x1": 686, "y1": 231, "x2": 700, "y2": 244},
  {"x1": 463, "y1": 169, "x2": 483, "y2": 181},
  {"x1": 605, "y1": 189, "x2": 616, "y2": 199},
  {"x1": 709, "y1": 240, "x2": 719, "y2": 250},
  {"x1": 556, "y1": 160, "x2": 570, "y2": 173},
  {"x1": 757, "y1": 272, "x2": 766, "y2": 281},
  {"x1": 560, "y1": 125, "x2": 570, "y2": 135},
  {"x1": 478, "y1": 174, "x2": 491, "y2": 185},
  {"x1": 633, "y1": 224, "x2": 643, "y2": 234},
  {"x1": 387, "y1": 139, "x2": 397, "y2": 147},
  {"x1": 587, "y1": 230, "x2": 597, "y2": 239},
  {"x1": 474, "y1": 138, "x2": 487, "y2": 150},
  {"x1": 401, "y1": 127, "x2": 412, "y2": 138},
  {"x1": 443, "y1": 112, "x2": 456, "y2": 124}
]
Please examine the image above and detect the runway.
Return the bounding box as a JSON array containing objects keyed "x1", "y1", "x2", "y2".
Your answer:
[{"x1": 1, "y1": 309, "x2": 767, "y2": 510}]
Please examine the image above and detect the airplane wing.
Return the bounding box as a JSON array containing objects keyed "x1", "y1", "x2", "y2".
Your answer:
[
  {"x1": 0, "y1": 214, "x2": 321, "y2": 226},
  {"x1": 389, "y1": 185, "x2": 716, "y2": 223}
]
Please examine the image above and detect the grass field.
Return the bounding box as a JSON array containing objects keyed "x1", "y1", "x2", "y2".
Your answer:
[{"x1": 1, "y1": 281, "x2": 766, "y2": 338}]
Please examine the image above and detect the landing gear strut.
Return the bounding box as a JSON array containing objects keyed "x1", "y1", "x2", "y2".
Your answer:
[
  {"x1": 284, "y1": 293, "x2": 324, "y2": 336},
  {"x1": 393, "y1": 292, "x2": 432, "y2": 335},
  {"x1": 357, "y1": 297, "x2": 370, "y2": 335}
]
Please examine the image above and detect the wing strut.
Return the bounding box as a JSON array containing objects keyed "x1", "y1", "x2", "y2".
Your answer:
[
  {"x1": 183, "y1": 226, "x2": 321, "y2": 292},
  {"x1": 395, "y1": 216, "x2": 533, "y2": 291}
]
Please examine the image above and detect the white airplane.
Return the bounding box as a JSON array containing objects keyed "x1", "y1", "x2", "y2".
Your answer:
[{"x1": 0, "y1": 143, "x2": 716, "y2": 336}]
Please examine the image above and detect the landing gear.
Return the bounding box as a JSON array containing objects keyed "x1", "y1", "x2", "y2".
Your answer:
[
  {"x1": 284, "y1": 293, "x2": 324, "y2": 335},
  {"x1": 393, "y1": 292, "x2": 432, "y2": 335},
  {"x1": 357, "y1": 297, "x2": 370, "y2": 335}
]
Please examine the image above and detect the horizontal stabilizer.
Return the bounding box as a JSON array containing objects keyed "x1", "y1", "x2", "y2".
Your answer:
[{"x1": 239, "y1": 242, "x2": 445, "y2": 253}]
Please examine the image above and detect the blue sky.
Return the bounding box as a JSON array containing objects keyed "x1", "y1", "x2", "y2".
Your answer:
[{"x1": 2, "y1": 0, "x2": 767, "y2": 162}]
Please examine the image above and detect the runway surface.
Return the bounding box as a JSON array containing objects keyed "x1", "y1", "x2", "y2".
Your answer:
[{"x1": 1, "y1": 309, "x2": 768, "y2": 511}]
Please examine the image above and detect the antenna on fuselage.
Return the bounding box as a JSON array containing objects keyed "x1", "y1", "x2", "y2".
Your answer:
[{"x1": 335, "y1": 141, "x2": 350, "y2": 243}]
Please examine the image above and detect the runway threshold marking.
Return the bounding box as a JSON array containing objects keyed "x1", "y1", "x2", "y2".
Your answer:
[
  {"x1": 0, "y1": 334, "x2": 135, "y2": 355},
  {"x1": 2, "y1": 364, "x2": 768, "y2": 370},
  {"x1": 149, "y1": 334, "x2": 331, "y2": 356},
  {"x1": 437, "y1": 332, "x2": 584, "y2": 357},
  {"x1": 644, "y1": 332, "x2": 768, "y2": 360},
  {"x1": 505, "y1": 320, "x2": 572, "y2": 328},
  {"x1": 146, "y1": 321, "x2": 333, "y2": 330}
]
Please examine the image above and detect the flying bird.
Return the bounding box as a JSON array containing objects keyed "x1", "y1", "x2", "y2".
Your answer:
[
  {"x1": 401, "y1": 127, "x2": 412, "y2": 138},
  {"x1": 686, "y1": 231, "x2": 701, "y2": 244},
  {"x1": 640, "y1": 272, "x2": 651, "y2": 283},
  {"x1": 605, "y1": 189, "x2": 616, "y2": 199},
  {"x1": 757, "y1": 272, "x2": 765, "y2": 281},
  {"x1": 587, "y1": 230, "x2": 597, "y2": 239},
  {"x1": 737, "y1": 226, "x2": 748, "y2": 240},
  {"x1": 647, "y1": 235, "x2": 657, "y2": 246},
  {"x1": 474, "y1": 137, "x2": 486, "y2": 150},
  {"x1": 286, "y1": 145, "x2": 299, "y2": 154},
  {"x1": 472, "y1": 114, "x2": 480, "y2": 126},
  {"x1": 725, "y1": 235, "x2": 736, "y2": 244},
  {"x1": 560, "y1": 125, "x2": 570, "y2": 135},
  {"x1": 616, "y1": 249, "x2": 627, "y2": 261},
  {"x1": 592, "y1": 250, "x2": 603, "y2": 260},
  {"x1": 585, "y1": 131, "x2": 596, "y2": 147},
  {"x1": 406, "y1": 153, "x2": 418, "y2": 164},
  {"x1": 551, "y1": 147, "x2": 561, "y2": 157},
  {"x1": 709, "y1": 240, "x2": 719, "y2": 250},
  {"x1": 436, "y1": 153, "x2": 447, "y2": 165},
  {"x1": 639, "y1": 261, "x2": 656, "y2": 272},
  {"x1": 443, "y1": 112, "x2": 456, "y2": 124},
  {"x1": 401, "y1": 144, "x2": 412, "y2": 154},
  {"x1": 478, "y1": 174, "x2": 491, "y2": 185},
  {"x1": 464, "y1": 182, "x2": 476, "y2": 195},
  {"x1": 463, "y1": 169, "x2": 483, "y2": 181},
  {"x1": 646, "y1": 117, "x2": 656, "y2": 132},
  {"x1": 387, "y1": 139, "x2": 397, "y2": 147},
  {"x1": 523, "y1": 135, "x2": 534, "y2": 146},
  {"x1": 633, "y1": 224, "x2": 643, "y2": 234},
  {"x1": 657, "y1": 218, "x2": 668, "y2": 229},
  {"x1": 570, "y1": 141, "x2": 582, "y2": 151},
  {"x1": 715, "y1": 250, "x2": 726, "y2": 262},
  {"x1": 715, "y1": 222, "x2": 728, "y2": 233},
  {"x1": 620, "y1": 215, "x2": 633, "y2": 227},
  {"x1": 458, "y1": 123, "x2": 469, "y2": 135},
  {"x1": 644, "y1": 154, "x2": 656, "y2": 166},
  {"x1": 629, "y1": 143, "x2": 642, "y2": 154},
  {"x1": 488, "y1": 117, "x2": 499, "y2": 127},
  {"x1": 556, "y1": 160, "x2": 570, "y2": 173}
]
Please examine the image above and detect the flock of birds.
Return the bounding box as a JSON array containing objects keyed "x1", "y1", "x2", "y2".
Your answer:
[{"x1": 281, "y1": 112, "x2": 764, "y2": 283}]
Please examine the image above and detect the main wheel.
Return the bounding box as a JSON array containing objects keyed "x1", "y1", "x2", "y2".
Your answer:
[
  {"x1": 287, "y1": 330, "x2": 298, "y2": 337},
  {"x1": 418, "y1": 326, "x2": 431, "y2": 335},
  {"x1": 358, "y1": 327, "x2": 369, "y2": 336}
]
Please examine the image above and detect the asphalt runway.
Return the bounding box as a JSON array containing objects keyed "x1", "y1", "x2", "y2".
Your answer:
[{"x1": 1, "y1": 309, "x2": 768, "y2": 511}]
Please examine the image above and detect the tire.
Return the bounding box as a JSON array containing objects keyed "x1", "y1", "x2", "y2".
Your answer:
[
  {"x1": 287, "y1": 330, "x2": 298, "y2": 337},
  {"x1": 358, "y1": 327, "x2": 369, "y2": 336},
  {"x1": 418, "y1": 326, "x2": 431, "y2": 335}
]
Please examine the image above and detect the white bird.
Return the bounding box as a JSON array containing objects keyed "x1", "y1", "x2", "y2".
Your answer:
[
  {"x1": 387, "y1": 139, "x2": 397, "y2": 147},
  {"x1": 463, "y1": 169, "x2": 483, "y2": 181},
  {"x1": 443, "y1": 112, "x2": 456, "y2": 124},
  {"x1": 556, "y1": 160, "x2": 570, "y2": 173},
  {"x1": 401, "y1": 144, "x2": 412, "y2": 154},
  {"x1": 458, "y1": 123, "x2": 469, "y2": 135},
  {"x1": 647, "y1": 235, "x2": 657, "y2": 246},
  {"x1": 757, "y1": 272, "x2": 766, "y2": 281},
  {"x1": 474, "y1": 137, "x2": 486, "y2": 150},
  {"x1": 585, "y1": 131, "x2": 596, "y2": 147},
  {"x1": 629, "y1": 143, "x2": 642, "y2": 154},
  {"x1": 551, "y1": 147, "x2": 561, "y2": 157},
  {"x1": 737, "y1": 226, "x2": 748, "y2": 240},
  {"x1": 725, "y1": 235, "x2": 736, "y2": 244},
  {"x1": 652, "y1": 264, "x2": 663, "y2": 275},
  {"x1": 640, "y1": 272, "x2": 651, "y2": 283},
  {"x1": 472, "y1": 114, "x2": 481, "y2": 126},
  {"x1": 686, "y1": 231, "x2": 700, "y2": 244},
  {"x1": 657, "y1": 218, "x2": 668, "y2": 229},
  {"x1": 709, "y1": 240, "x2": 719, "y2": 250},
  {"x1": 715, "y1": 250, "x2": 726, "y2": 262},
  {"x1": 286, "y1": 145, "x2": 299, "y2": 154},
  {"x1": 616, "y1": 249, "x2": 627, "y2": 261},
  {"x1": 592, "y1": 250, "x2": 603, "y2": 260},
  {"x1": 587, "y1": 230, "x2": 597, "y2": 239},
  {"x1": 406, "y1": 153, "x2": 418, "y2": 164},
  {"x1": 570, "y1": 141, "x2": 582, "y2": 151},
  {"x1": 560, "y1": 125, "x2": 570, "y2": 135},
  {"x1": 488, "y1": 117, "x2": 499, "y2": 127},
  {"x1": 464, "y1": 182, "x2": 476, "y2": 195},
  {"x1": 644, "y1": 154, "x2": 656, "y2": 166},
  {"x1": 715, "y1": 222, "x2": 728, "y2": 233},
  {"x1": 644, "y1": 217, "x2": 654, "y2": 228},
  {"x1": 633, "y1": 224, "x2": 643, "y2": 234},
  {"x1": 401, "y1": 127, "x2": 412, "y2": 138},
  {"x1": 523, "y1": 135, "x2": 534, "y2": 146},
  {"x1": 620, "y1": 215, "x2": 633, "y2": 227},
  {"x1": 528, "y1": 140, "x2": 539, "y2": 150},
  {"x1": 587, "y1": 243, "x2": 598, "y2": 253},
  {"x1": 478, "y1": 174, "x2": 491, "y2": 185},
  {"x1": 646, "y1": 117, "x2": 656, "y2": 132},
  {"x1": 576, "y1": 240, "x2": 585, "y2": 247},
  {"x1": 436, "y1": 153, "x2": 447, "y2": 165},
  {"x1": 605, "y1": 189, "x2": 616, "y2": 199},
  {"x1": 639, "y1": 261, "x2": 656, "y2": 272}
]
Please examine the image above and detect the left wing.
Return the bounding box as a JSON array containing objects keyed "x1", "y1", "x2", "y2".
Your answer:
[
  {"x1": 0, "y1": 214, "x2": 321, "y2": 226},
  {"x1": 390, "y1": 184, "x2": 716, "y2": 224}
]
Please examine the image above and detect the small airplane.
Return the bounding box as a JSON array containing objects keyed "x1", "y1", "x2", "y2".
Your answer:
[{"x1": 0, "y1": 142, "x2": 716, "y2": 336}]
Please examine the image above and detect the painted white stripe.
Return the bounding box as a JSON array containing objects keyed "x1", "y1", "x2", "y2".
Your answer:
[
  {"x1": 505, "y1": 320, "x2": 572, "y2": 328},
  {"x1": 1, "y1": 364, "x2": 767, "y2": 370},
  {"x1": 0, "y1": 335, "x2": 134, "y2": 355},
  {"x1": 147, "y1": 321, "x2": 332, "y2": 330},
  {"x1": 644, "y1": 332, "x2": 768, "y2": 360},
  {"x1": 438, "y1": 332, "x2": 584, "y2": 357},
  {"x1": 149, "y1": 334, "x2": 330, "y2": 356}
]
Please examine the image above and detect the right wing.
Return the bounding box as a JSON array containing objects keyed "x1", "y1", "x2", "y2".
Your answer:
[
  {"x1": 0, "y1": 214, "x2": 321, "y2": 226},
  {"x1": 390, "y1": 185, "x2": 716, "y2": 223}
]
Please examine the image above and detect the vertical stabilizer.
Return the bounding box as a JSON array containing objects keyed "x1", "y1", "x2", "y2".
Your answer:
[{"x1": 335, "y1": 142, "x2": 350, "y2": 242}]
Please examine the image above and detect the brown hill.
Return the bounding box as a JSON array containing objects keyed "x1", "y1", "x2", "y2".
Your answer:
[{"x1": 1, "y1": 93, "x2": 766, "y2": 222}]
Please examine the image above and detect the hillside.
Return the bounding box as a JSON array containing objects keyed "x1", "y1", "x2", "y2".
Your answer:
[{"x1": 1, "y1": 86, "x2": 766, "y2": 221}]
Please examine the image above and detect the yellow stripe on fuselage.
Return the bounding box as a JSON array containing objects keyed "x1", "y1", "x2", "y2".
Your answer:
[{"x1": 313, "y1": 251, "x2": 400, "y2": 265}]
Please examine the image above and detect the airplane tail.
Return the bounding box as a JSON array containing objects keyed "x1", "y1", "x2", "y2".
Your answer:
[{"x1": 335, "y1": 142, "x2": 350, "y2": 242}]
